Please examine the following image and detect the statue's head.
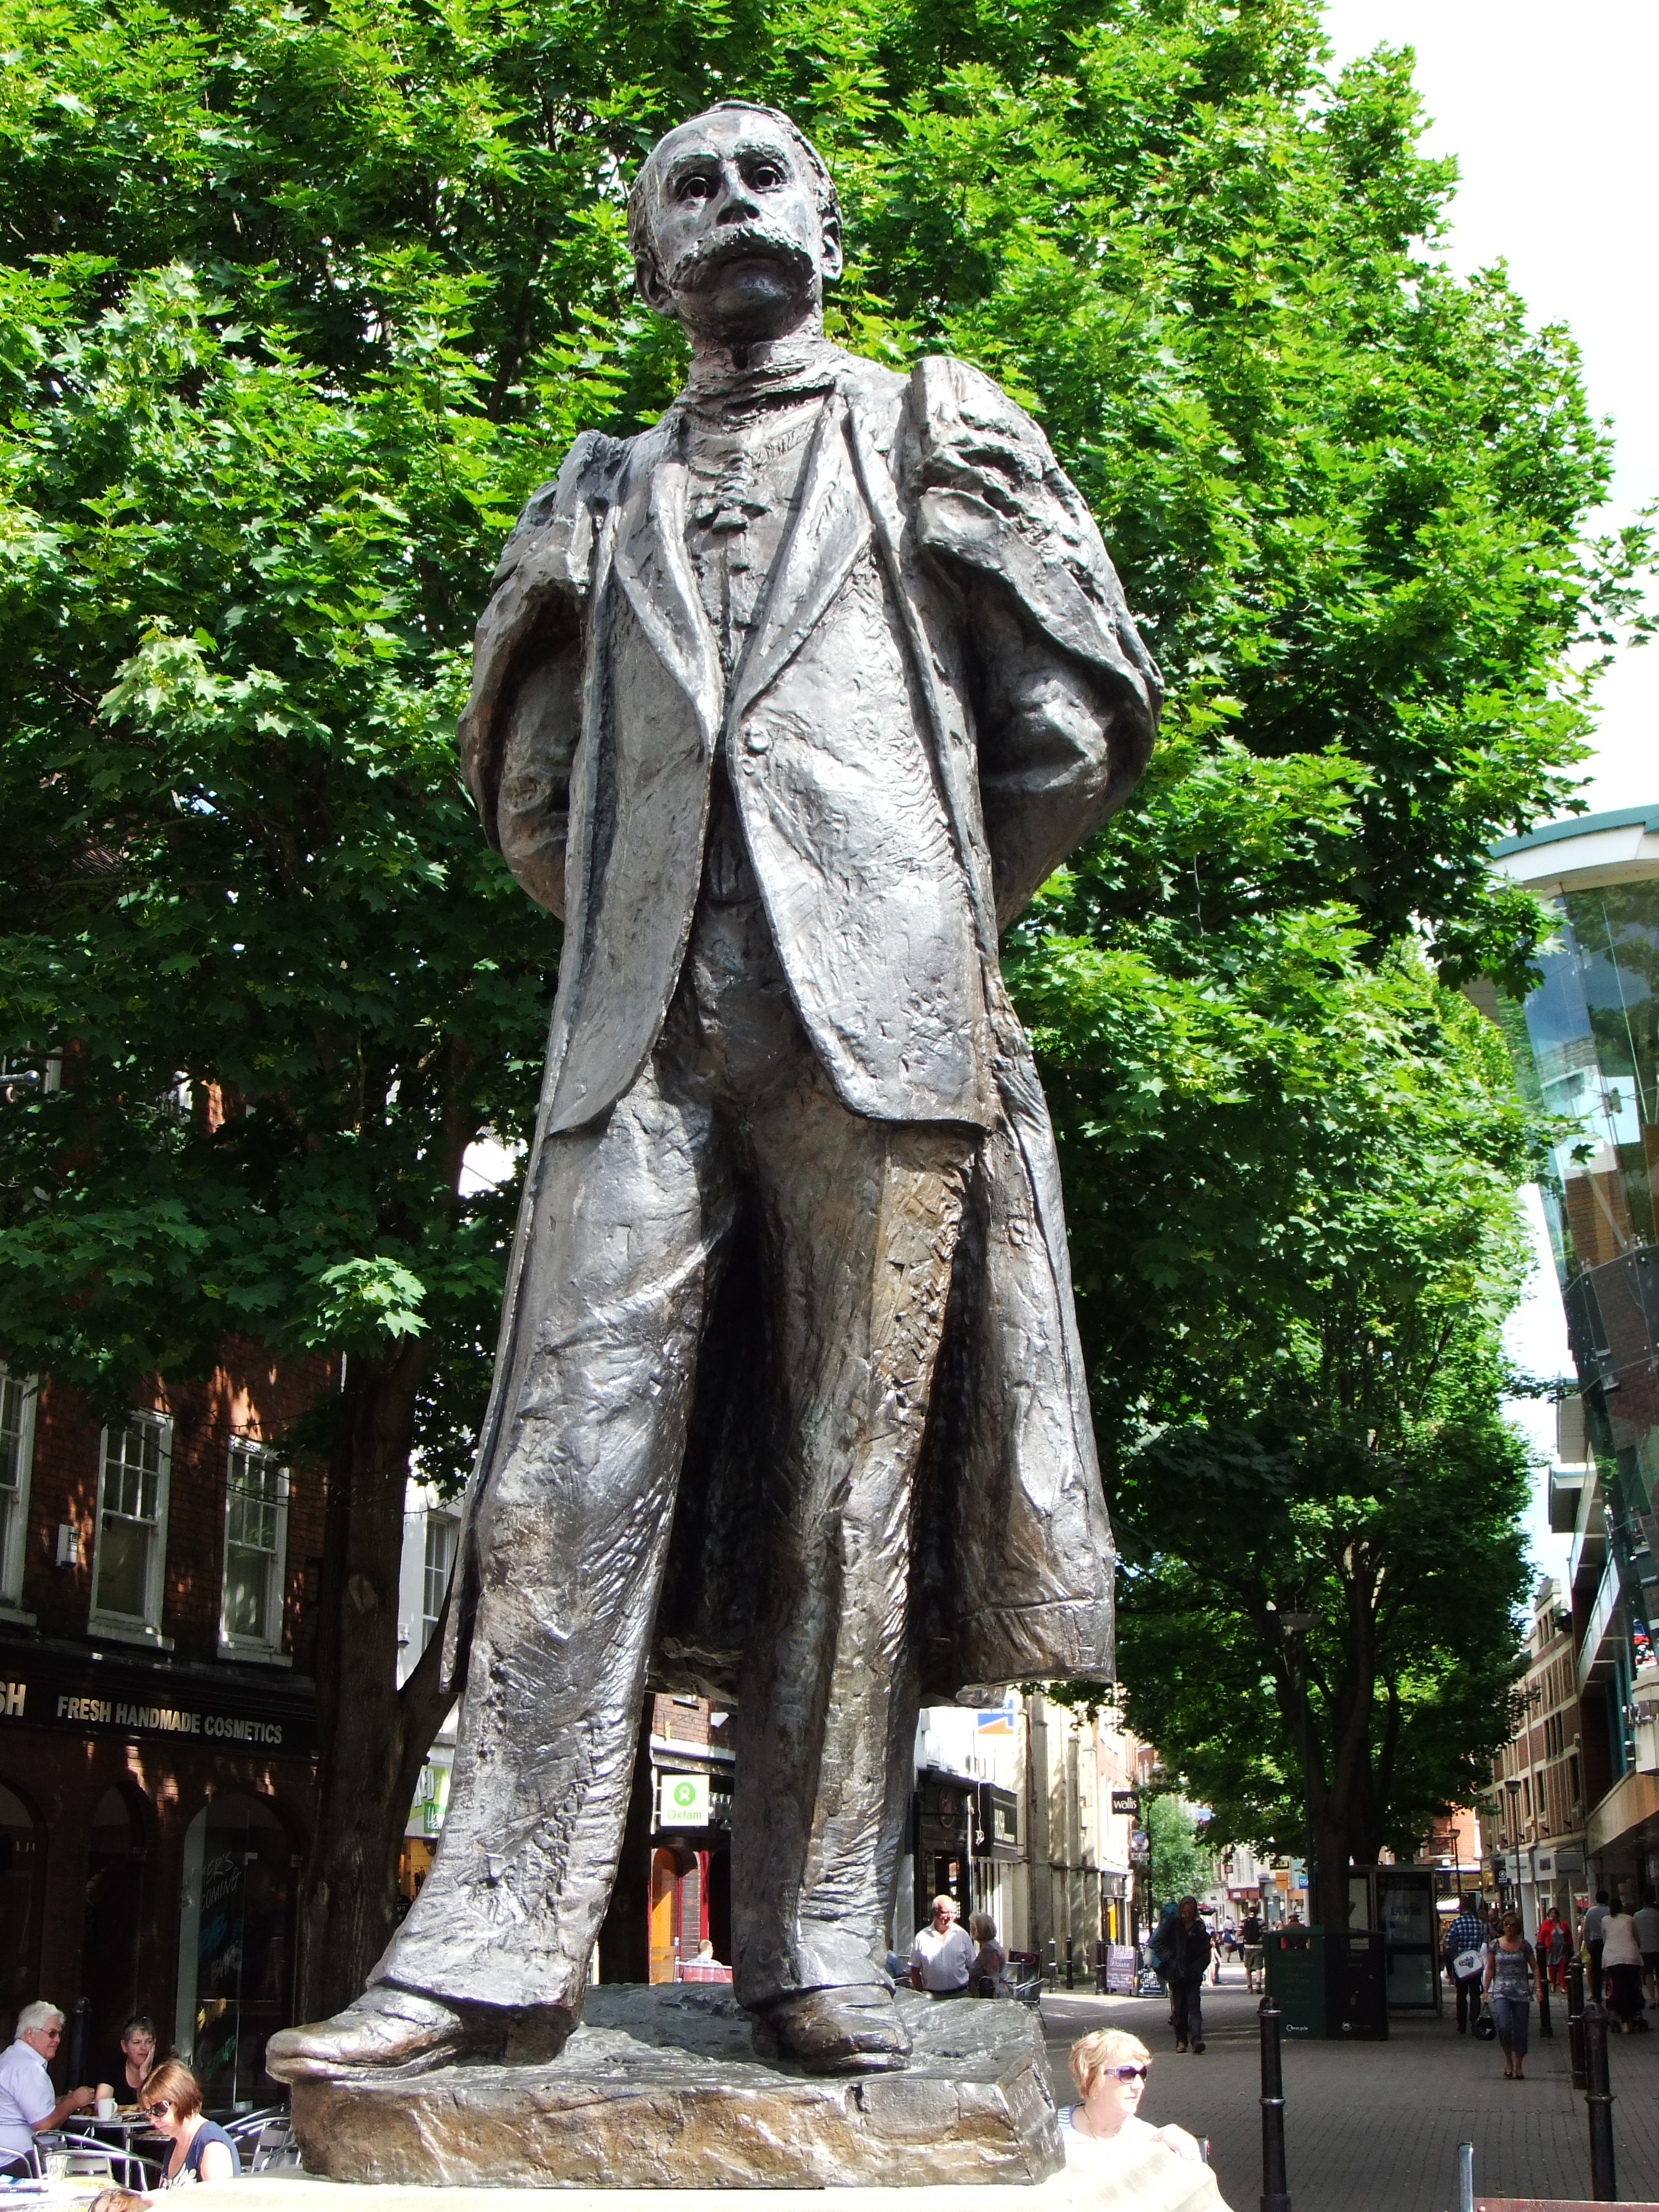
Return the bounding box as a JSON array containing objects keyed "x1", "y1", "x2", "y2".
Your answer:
[{"x1": 627, "y1": 104, "x2": 843, "y2": 345}]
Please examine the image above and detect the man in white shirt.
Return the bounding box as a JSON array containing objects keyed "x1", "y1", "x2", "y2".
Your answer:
[
  {"x1": 0, "y1": 2004, "x2": 98, "y2": 2168},
  {"x1": 910, "y1": 1896, "x2": 975, "y2": 1997}
]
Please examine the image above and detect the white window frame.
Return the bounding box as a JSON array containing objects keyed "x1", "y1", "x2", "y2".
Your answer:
[
  {"x1": 218, "y1": 1439, "x2": 290, "y2": 1662},
  {"x1": 0, "y1": 1365, "x2": 38, "y2": 1615},
  {"x1": 420, "y1": 1513, "x2": 457, "y2": 1655},
  {"x1": 89, "y1": 1412, "x2": 173, "y2": 1646}
]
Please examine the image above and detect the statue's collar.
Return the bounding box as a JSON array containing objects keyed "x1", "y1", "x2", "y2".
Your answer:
[{"x1": 681, "y1": 334, "x2": 845, "y2": 417}]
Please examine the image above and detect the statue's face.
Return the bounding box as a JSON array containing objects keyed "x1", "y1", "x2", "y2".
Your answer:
[{"x1": 636, "y1": 109, "x2": 842, "y2": 343}]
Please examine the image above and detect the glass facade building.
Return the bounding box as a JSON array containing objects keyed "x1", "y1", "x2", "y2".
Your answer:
[{"x1": 1489, "y1": 806, "x2": 1659, "y2": 1884}]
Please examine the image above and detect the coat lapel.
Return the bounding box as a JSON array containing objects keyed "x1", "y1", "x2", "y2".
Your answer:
[
  {"x1": 728, "y1": 393, "x2": 872, "y2": 727},
  {"x1": 612, "y1": 424, "x2": 723, "y2": 750}
]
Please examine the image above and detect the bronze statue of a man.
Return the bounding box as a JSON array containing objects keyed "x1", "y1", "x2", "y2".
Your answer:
[{"x1": 270, "y1": 103, "x2": 1159, "y2": 2084}]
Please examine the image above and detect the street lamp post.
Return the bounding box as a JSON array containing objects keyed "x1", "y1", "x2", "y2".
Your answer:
[{"x1": 1280, "y1": 1611, "x2": 1319, "y2": 1925}]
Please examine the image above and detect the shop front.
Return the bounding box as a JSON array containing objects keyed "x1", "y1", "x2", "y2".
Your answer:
[{"x1": 0, "y1": 1638, "x2": 315, "y2": 2096}]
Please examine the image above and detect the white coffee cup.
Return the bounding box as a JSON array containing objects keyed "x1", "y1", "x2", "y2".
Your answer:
[{"x1": 96, "y1": 2098, "x2": 117, "y2": 2120}]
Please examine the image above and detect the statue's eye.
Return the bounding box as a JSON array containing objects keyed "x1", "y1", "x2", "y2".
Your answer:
[
  {"x1": 678, "y1": 173, "x2": 716, "y2": 202},
  {"x1": 750, "y1": 162, "x2": 784, "y2": 190}
]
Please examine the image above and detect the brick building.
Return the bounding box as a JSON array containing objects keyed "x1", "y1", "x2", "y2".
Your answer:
[
  {"x1": 1480, "y1": 1571, "x2": 1601, "y2": 1934},
  {"x1": 0, "y1": 1344, "x2": 331, "y2": 2103}
]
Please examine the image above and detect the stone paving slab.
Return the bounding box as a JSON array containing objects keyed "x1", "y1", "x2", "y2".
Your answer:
[{"x1": 1042, "y1": 1963, "x2": 1659, "y2": 2212}]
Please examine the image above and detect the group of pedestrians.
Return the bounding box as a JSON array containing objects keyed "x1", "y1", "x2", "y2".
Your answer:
[
  {"x1": 1442, "y1": 1886, "x2": 1659, "y2": 2080},
  {"x1": 1580, "y1": 1890, "x2": 1659, "y2": 2030},
  {"x1": 1442, "y1": 1895, "x2": 1547, "y2": 2079},
  {"x1": 906, "y1": 1893, "x2": 1010, "y2": 1999}
]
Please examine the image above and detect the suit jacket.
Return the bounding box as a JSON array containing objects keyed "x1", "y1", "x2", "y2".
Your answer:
[{"x1": 450, "y1": 345, "x2": 1163, "y2": 1698}]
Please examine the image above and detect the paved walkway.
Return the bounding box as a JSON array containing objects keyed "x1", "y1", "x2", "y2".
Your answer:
[{"x1": 1041, "y1": 1962, "x2": 1659, "y2": 2211}]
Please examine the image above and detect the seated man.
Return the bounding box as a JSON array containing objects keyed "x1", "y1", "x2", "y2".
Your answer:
[{"x1": 0, "y1": 2004, "x2": 102, "y2": 2173}]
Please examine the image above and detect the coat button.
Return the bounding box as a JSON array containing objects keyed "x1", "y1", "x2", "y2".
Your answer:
[{"x1": 744, "y1": 726, "x2": 771, "y2": 754}]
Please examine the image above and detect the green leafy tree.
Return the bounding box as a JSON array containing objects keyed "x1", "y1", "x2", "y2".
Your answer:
[
  {"x1": 1144, "y1": 1793, "x2": 1213, "y2": 1914},
  {"x1": 1025, "y1": 928, "x2": 1536, "y2": 1925},
  {"x1": 0, "y1": 0, "x2": 1627, "y2": 2005}
]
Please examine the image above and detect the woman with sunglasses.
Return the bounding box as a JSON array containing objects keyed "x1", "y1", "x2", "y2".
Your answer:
[
  {"x1": 1063, "y1": 2028, "x2": 1213, "y2": 2171},
  {"x1": 138, "y1": 2060, "x2": 242, "y2": 2187}
]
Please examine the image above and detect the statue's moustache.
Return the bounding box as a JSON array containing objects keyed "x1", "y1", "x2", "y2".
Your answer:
[{"x1": 665, "y1": 222, "x2": 815, "y2": 293}]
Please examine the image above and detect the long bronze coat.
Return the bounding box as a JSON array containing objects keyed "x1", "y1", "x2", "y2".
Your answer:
[{"x1": 449, "y1": 347, "x2": 1161, "y2": 1704}]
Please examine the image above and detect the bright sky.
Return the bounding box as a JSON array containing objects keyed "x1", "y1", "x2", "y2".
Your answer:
[
  {"x1": 1319, "y1": 1, "x2": 1658, "y2": 1575},
  {"x1": 1321, "y1": 0, "x2": 1658, "y2": 815}
]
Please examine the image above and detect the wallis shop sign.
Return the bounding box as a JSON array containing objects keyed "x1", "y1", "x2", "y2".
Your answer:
[{"x1": 0, "y1": 1648, "x2": 315, "y2": 1758}]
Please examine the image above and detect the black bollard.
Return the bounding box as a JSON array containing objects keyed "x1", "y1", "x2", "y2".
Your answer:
[
  {"x1": 1583, "y1": 1999, "x2": 1617, "y2": 2203},
  {"x1": 1066, "y1": 1933, "x2": 1076, "y2": 1990},
  {"x1": 1539, "y1": 1969, "x2": 1553, "y2": 2039},
  {"x1": 1567, "y1": 1960, "x2": 1587, "y2": 2094},
  {"x1": 1259, "y1": 1994, "x2": 1291, "y2": 2212}
]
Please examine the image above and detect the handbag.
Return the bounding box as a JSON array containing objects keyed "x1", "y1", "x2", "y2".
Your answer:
[{"x1": 1453, "y1": 1948, "x2": 1484, "y2": 1980}]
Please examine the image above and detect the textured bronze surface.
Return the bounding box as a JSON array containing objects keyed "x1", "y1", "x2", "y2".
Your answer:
[
  {"x1": 289, "y1": 1988, "x2": 1062, "y2": 2189},
  {"x1": 269, "y1": 101, "x2": 1160, "y2": 2114}
]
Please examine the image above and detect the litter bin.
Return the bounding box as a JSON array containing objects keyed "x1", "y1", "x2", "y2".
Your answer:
[
  {"x1": 1330, "y1": 1928, "x2": 1387, "y2": 2040},
  {"x1": 1265, "y1": 1927, "x2": 1389, "y2": 2039},
  {"x1": 1265, "y1": 1927, "x2": 1326, "y2": 2037}
]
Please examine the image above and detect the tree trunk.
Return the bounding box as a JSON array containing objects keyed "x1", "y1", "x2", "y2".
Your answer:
[{"x1": 296, "y1": 1342, "x2": 453, "y2": 2023}]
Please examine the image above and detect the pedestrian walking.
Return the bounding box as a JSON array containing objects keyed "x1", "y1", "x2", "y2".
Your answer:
[
  {"x1": 1599, "y1": 1897, "x2": 1647, "y2": 2032},
  {"x1": 1582, "y1": 1890, "x2": 1610, "y2": 2001},
  {"x1": 909, "y1": 1895, "x2": 974, "y2": 1997},
  {"x1": 1548, "y1": 1913, "x2": 1571, "y2": 1993},
  {"x1": 1481, "y1": 1913, "x2": 1544, "y2": 2081},
  {"x1": 1632, "y1": 1891, "x2": 1659, "y2": 2008},
  {"x1": 1443, "y1": 1894, "x2": 1489, "y2": 2035},
  {"x1": 1154, "y1": 1896, "x2": 1212, "y2": 2054},
  {"x1": 1240, "y1": 1908, "x2": 1265, "y2": 1994}
]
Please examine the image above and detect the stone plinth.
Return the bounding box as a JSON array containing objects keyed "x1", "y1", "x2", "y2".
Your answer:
[{"x1": 289, "y1": 1986, "x2": 1061, "y2": 2189}]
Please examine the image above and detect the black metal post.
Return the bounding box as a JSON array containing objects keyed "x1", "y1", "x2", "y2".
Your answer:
[
  {"x1": 1065, "y1": 1934, "x2": 1076, "y2": 1990},
  {"x1": 1259, "y1": 1994, "x2": 1291, "y2": 2212},
  {"x1": 65, "y1": 1996, "x2": 90, "y2": 2094},
  {"x1": 1583, "y1": 1999, "x2": 1617, "y2": 2202},
  {"x1": 1567, "y1": 1959, "x2": 1587, "y2": 2094},
  {"x1": 1539, "y1": 1968, "x2": 1553, "y2": 2038}
]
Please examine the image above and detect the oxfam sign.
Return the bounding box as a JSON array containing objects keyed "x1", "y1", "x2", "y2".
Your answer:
[{"x1": 658, "y1": 1772, "x2": 711, "y2": 1828}]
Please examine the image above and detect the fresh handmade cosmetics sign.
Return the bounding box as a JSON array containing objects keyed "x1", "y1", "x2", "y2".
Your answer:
[
  {"x1": 0, "y1": 1657, "x2": 313, "y2": 1755},
  {"x1": 54, "y1": 1691, "x2": 286, "y2": 1744}
]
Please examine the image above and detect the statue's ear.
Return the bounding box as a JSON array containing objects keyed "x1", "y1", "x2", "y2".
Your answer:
[
  {"x1": 820, "y1": 212, "x2": 844, "y2": 284},
  {"x1": 635, "y1": 250, "x2": 675, "y2": 316}
]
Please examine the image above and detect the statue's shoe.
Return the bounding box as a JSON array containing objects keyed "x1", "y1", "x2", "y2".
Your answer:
[
  {"x1": 263, "y1": 1985, "x2": 512, "y2": 2080},
  {"x1": 761, "y1": 1985, "x2": 912, "y2": 2074}
]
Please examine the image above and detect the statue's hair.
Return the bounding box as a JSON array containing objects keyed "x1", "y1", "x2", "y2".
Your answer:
[{"x1": 626, "y1": 103, "x2": 841, "y2": 289}]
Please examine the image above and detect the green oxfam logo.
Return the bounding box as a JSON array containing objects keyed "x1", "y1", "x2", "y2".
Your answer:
[{"x1": 671, "y1": 1780, "x2": 698, "y2": 1809}]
